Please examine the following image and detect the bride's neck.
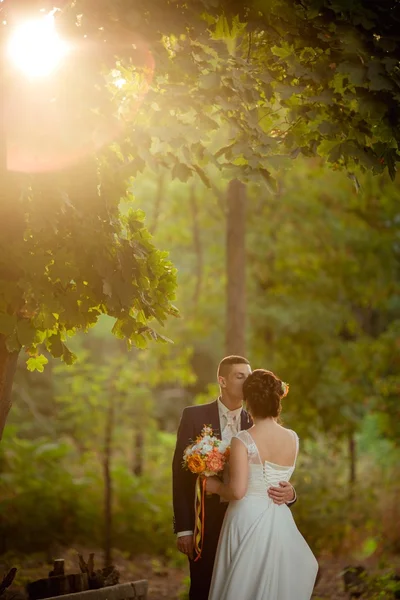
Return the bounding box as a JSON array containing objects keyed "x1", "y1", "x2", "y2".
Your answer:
[{"x1": 252, "y1": 416, "x2": 277, "y2": 426}]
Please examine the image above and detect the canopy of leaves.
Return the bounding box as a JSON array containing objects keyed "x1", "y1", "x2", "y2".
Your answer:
[
  {"x1": 0, "y1": 160, "x2": 177, "y2": 368},
  {"x1": 2, "y1": 0, "x2": 400, "y2": 369},
  {"x1": 54, "y1": 0, "x2": 400, "y2": 189}
]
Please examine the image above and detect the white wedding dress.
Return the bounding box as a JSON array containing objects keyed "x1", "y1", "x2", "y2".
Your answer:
[{"x1": 208, "y1": 429, "x2": 318, "y2": 600}]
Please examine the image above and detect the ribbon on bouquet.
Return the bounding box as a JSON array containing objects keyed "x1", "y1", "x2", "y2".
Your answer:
[{"x1": 193, "y1": 475, "x2": 206, "y2": 561}]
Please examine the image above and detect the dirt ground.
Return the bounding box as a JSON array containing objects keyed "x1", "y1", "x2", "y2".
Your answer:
[{"x1": 3, "y1": 547, "x2": 400, "y2": 600}]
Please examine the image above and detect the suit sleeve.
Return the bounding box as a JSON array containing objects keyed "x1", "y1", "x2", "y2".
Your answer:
[
  {"x1": 172, "y1": 407, "x2": 196, "y2": 533},
  {"x1": 287, "y1": 488, "x2": 297, "y2": 506}
]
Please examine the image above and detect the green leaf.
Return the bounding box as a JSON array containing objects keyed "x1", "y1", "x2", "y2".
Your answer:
[
  {"x1": 103, "y1": 280, "x2": 113, "y2": 297},
  {"x1": 152, "y1": 331, "x2": 173, "y2": 344},
  {"x1": 214, "y1": 142, "x2": 236, "y2": 159},
  {"x1": 368, "y1": 61, "x2": 394, "y2": 91},
  {"x1": 17, "y1": 319, "x2": 37, "y2": 347},
  {"x1": 172, "y1": 163, "x2": 192, "y2": 182},
  {"x1": 357, "y1": 537, "x2": 379, "y2": 559},
  {"x1": 271, "y1": 44, "x2": 293, "y2": 59},
  {"x1": 199, "y1": 73, "x2": 220, "y2": 89},
  {"x1": 318, "y1": 121, "x2": 341, "y2": 136},
  {"x1": 27, "y1": 354, "x2": 49, "y2": 373},
  {"x1": 328, "y1": 145, "x2": 343, "y2": 163},
  {"x1": 62, "y1": 345, "x2": 77, "y2": 365},
  {"x1": 337, "y1": 62, "x2": 366, "y2": 86},
  {"x1": 48, "y1": 334, "x2": 64, "y2": 358},
  {"x1": 259, "y1": 168, "x2": 278, "y2": 193},
  {"x1": 192, "y1": 165, "x2": 211, "y2": 188},
  {"x1": 275, "y1": 83, "x2": 305, "y2": 101},
  {"x1": 131, "y1": 332, "x2": 148, "y2": 349}
]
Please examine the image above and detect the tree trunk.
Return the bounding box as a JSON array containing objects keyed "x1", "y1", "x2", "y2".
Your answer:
[
  {"x1": 190, "y1": 184, "x2": 203, "y2": 308},
  {"x1": 149, "y1": 173, "x2": 165, "y2": 235},
  {"x1": 0, "y1": 335, "x2": 20, "y2": 440},
  {"x1": 103, "y1": 395, "x2": 114, "y2": 567},
  {"x1": 226, "y1": 179, "x2": 247, "y2": 356},
  {"x1": 348, "y1": 431, "x2": 356, "y2": 491},
  {"x1": 132, "y1": 429, "x2": 144, "y2": 477}
]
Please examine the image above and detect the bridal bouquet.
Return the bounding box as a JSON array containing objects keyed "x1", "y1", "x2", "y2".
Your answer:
[
  {"x1": 182, "y1": 425, "x2": 230, "y2": 561},
  {"x1": 183, "y1": 425, "x2": 230, "y2": 476}
]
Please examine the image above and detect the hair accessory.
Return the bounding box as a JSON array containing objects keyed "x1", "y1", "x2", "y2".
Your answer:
[{"x1": 281, "y1": 381, "x2": 289, "y2": 398}]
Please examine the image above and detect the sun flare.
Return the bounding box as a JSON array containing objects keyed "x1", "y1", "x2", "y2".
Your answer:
[{"x1": 7, "y1": 13, "x2": 68, "y2": 78}]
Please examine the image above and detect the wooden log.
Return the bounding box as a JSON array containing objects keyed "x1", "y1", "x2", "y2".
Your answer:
[
  {"x1": 0, "y1": 568, "x2": 17, "y2": 595},
  {"x1": 87, "y1": 556, "x2": 94, "y2": 579},
  {"x1": 78, "y1": 556, "x2": 87, "y2": 575},
  {"x1": 27, "y1": 575, "x2": 68, "y2": 600},
  {"x1": 44, "y1": 581, "x2": 148, "y2": 600},
  {"x1": 77, "y1": 554, "x2": 94, "y2": 579},
  {"x1": 67, "y1": 574, "x2": 88, "y2": 594},
  {"x1": 27, "y1": 573, "x2": 88, "y2": 600},
  {"x1": 49, "y1": 561, "x2": 65, "y2": 578}
]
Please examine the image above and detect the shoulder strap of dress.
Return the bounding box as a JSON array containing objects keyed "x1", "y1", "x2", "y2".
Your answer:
[{"x1": 234, "y1": 429, "x2": 252, "y2": 448}]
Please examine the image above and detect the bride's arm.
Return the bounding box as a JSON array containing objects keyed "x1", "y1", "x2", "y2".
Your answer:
[{"x1": 205, "y1": 437, "x2": 248, "y2": 501}]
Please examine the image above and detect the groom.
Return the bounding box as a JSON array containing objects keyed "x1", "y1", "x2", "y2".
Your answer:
[{"x1": 172, "y1": 355, "x2": 296, "y2": 600}]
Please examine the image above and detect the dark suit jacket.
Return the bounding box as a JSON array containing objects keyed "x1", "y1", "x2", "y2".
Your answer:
[{"x1": 172, "y1": 399, "x2": 253, "y2": 534}]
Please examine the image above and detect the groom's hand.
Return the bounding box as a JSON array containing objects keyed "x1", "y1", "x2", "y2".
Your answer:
[
  {"x1": 177, "y1": 535, "x2": 194, "y2": 560},
  {"x1": 268, "y1": 481, "x2": 295, "y2": 505}
]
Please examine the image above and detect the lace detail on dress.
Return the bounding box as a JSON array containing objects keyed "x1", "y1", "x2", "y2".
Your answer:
[
  {"x1": 234, "y1": 430, "x2": 261, "y2": 464},
  {"x1": 247, "y1": 442, "x2": 258, "y2": 455}
]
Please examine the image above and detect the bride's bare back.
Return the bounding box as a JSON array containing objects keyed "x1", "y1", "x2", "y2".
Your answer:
[{"x1": 247, "y1": 421, "x2": 298, "y2": 467}]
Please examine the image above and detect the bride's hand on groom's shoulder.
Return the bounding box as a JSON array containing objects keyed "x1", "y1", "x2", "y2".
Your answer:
[{"x1": 205, "y1": 476, "x2": 222, "y2": 495}]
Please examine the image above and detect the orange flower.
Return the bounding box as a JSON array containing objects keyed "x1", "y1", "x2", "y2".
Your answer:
[
  {"x1": 187, "y1": 453, "x2": 206, "y2": 474},
  {"x1": 205, "y1": 448, "x2": 225, "y2": 473},
  {"x1": 224, "y1": 447, "x2": 230, "y2": 461}
]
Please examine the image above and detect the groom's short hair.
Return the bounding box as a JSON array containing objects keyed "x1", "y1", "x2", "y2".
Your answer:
[{"x1": 217, "y1": 355, "x2": 250, "y2": 378}]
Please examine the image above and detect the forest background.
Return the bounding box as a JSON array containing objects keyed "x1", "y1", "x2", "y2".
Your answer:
[{"x1": 0, "y1": 1, "x2": 399, "y2": 598}]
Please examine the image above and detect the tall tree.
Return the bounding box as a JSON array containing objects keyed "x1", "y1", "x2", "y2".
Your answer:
[
  {"x1": 2, "y1": 0, "x2": 400, "y2": 437},
  {"x1": 226, "y1": 180, "x2": 247, "y2": 356}
]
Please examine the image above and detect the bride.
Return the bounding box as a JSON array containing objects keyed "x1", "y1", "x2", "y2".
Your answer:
[{"x1": 205, "y1": 369, "x2": 318, "y2": 600}]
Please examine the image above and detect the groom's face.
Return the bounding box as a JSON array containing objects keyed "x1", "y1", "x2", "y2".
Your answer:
[{"x1": 222, "y1": 363, "x2": 252, "y2": 401}]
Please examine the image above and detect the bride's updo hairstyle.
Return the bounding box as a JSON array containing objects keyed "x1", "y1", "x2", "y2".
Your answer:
[{"x1": 242, "y1": 369, "x2": 288, "y2": 418}]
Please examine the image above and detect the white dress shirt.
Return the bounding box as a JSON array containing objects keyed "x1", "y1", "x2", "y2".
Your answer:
[{"x1": 217, "y1": 397, "x2": 242, "y2": 443}]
